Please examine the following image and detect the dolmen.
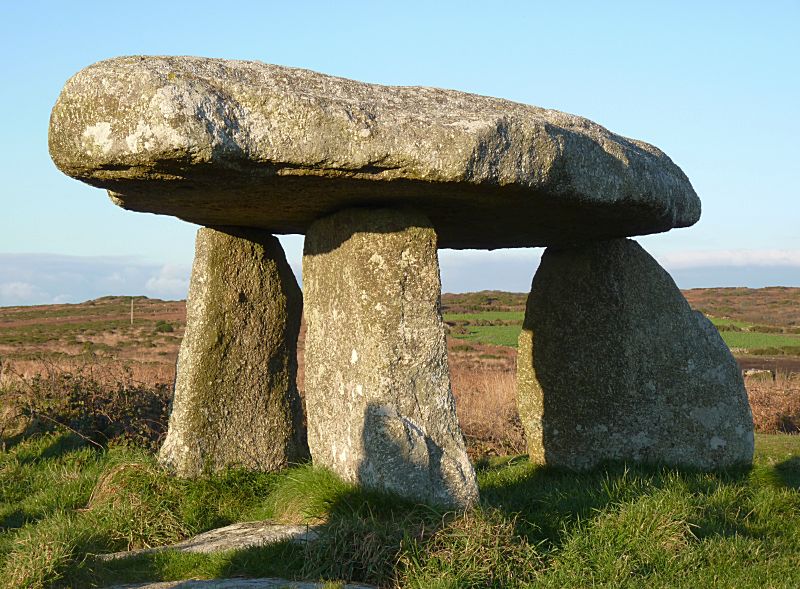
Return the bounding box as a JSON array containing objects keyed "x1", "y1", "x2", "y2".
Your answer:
[{"x1": 49, "y1": 56, "x2": 753, "y2": 507}]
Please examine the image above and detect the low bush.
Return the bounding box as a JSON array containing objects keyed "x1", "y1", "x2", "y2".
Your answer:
[
  {"x1": 751, "y1": 324, "x2": 785, "y2": 333},
  {"x1": 154, "y1": 320, "x2": 174, "y2": 333},
  {"x1": 0, "y1": 364, "x2": 171, "y2": 451}
]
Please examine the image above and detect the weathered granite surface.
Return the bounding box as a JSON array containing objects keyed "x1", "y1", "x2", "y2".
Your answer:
[
  {"x1": 49, "y1": 56, "x2": 699, "y2": 248},
  {"x1": 303, "y1": 208, "x2": 478, "y2": 507},
  {"x1": 516, "y1": 238, "x2": 754, "y2": 470},
  {"x1": 159, "y1": 227, "x2": 308, "y2": 476}
]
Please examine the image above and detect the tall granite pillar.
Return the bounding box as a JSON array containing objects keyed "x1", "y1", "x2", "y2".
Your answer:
[
  {"x1": 303, "y1": 208, "x2": 478, "y2": 508},
  {"x1": 516, "y1": 238, "x2": 754, "y2": 470},
  {"x1": 160, "y1": 227, "x2": 308, "y2": 476}
]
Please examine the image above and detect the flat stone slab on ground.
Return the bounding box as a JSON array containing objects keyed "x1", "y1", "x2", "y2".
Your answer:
[
  {"x1": 108, "y1": 578, "x2": 375, "y2": 588},
  {"x1": 96, "y1": 521, "x2": 319, "y2": 561},
  {"x1": 50, "y1": 56, "x2": 699, "y2": 248}
]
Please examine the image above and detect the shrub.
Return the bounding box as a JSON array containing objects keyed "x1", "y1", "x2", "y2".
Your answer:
[
  {"x1": 154, "y1": 320, "x2": 175, "y2": 333},
  {"x1": 751, "y1": 324, "x2": 784, "y2": 333},
  {"x1": 0, "y1": 365, "x2": 171, "y2": 450}
]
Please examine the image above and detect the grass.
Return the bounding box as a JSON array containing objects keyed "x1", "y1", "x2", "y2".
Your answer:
[
  {"x1": 449, "y1": 323, "x2": 523, "y2": 348},
  {"x1": 443, "y1": 311, "x2": 525, "y2": 322},
  {"x1": 1, "y1": 431, "x2": 799, "y2": 588},
  {"x1": 444, "y1": 310, "x2": 800, "y2": 355},
  {"x1": 720, "y1": 331, "x2": 800, "y2": 351}
]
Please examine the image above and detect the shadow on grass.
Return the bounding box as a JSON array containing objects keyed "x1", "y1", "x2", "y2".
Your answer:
[
  {"x1": 479, "y1": 458, "x2": 758, "y2": 544},
  {"x1": 10, "y1": 432, "x2": 90, "y2": 465},
  {"x1": 65, "y1": 456, "x2": 795, "y2": 589},
  {"x1": 0, "y1": 508, "x2": 28, "y2": 531},
  {"x1": 42, "y1": 406, "x2": 798, "y2": 589},
  {"x1": 775, "y1": 456, "x2": 800, "y2": 488},
  {"x1": 77, "y1": 542, "x2": 307, "y2": 588}
]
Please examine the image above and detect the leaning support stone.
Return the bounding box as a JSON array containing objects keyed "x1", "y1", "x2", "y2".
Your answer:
[
  {"x1": 303, "y1": 208, "x2": 478, "y2": 508},
  {"x1": 160, "y1": 227, "x2": 308, "y2": 476},
  {"x1": 517, "y1": 238, "x2": 754, "y2": 470}
]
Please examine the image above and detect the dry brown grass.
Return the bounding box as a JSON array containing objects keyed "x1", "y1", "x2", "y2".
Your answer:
[
  {"x1": 450, "y1": 363, "x2": 800, "y2": 457},
  {"x1": 746, "y1": 372, "x2": 800, "y2": 433},
  {"x1": 4, "y1": 292, "x2": 800, "y2": 456},
  {"x1": 0, "y1": 356, "x2": 175, "y2": 389},
  {"x1": 451, "y1": 366, "x2": 526, "y2": 457}
]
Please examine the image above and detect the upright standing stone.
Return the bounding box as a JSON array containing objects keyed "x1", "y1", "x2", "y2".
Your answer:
[
  {"x1": 517, "y1": 238, "x2": 754, "y2": 470},
  {"x1": 160, "y1": 227, "x2": 308, "y2": 476},
  {"x1": 303, "y1": 208, "x2": 478, "y2": 508}
]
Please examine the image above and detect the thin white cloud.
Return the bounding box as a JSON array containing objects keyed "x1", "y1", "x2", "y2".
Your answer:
[
  {"x1": 658, "y1": 249, "x2": 800, "y2": 269},
  {"x1": 439, "y1": 248, "x2": 543, "y2": 266},
  {"x1": 145, "y1": 264, "x2": 190, "y2": 299},
  {"x1": 439, "y1": 248, "x2": 543, "y2": 293},
  {"x1": 0, "y1": 281, "x2": 48, "y2": 305},
  {"x1": 0, "y1": 254, "x2": 188, "y2": 306}
]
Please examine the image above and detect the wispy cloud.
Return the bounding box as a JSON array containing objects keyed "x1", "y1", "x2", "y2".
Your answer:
[
  {"x1": 439, "y1": 248, "x2": 542, "y2": 293},
  {"x1": 657, "y1": 249, "x2": 800, "y2": 269},
  {"x1": 2, "y1": 245, "x2": 798, "y2": 307},
  {"x1": 0, "y1": 281, "x2": 49, "y2": 305},
  {"x1": 145, "y1": 264, "x2": 190, "y2": 299},
  {"x1": 0, "y1": 253, "x2": 191, "y2": 306}
]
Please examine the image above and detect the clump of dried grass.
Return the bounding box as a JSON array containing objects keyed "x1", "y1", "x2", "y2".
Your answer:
[
  {"x1": 451, "y1": 368, "x2": 526, "y2": 457},
  {"x1": 746, "y1": 372, "x2": 800, "y2": 433}
]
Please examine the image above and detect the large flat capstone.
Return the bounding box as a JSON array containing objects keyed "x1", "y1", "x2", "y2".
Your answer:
[
  {"x1": 160, "y1": 227, "x2": 308, "y2": 476},
  {"x1": 49, "y1": 56, "x2": 699, "y2": 248},
  {"x1": 303, "y1": 208, "x2": 478, "y2": 507},
  {"x1": 516, "y1": 238, "x2": 754, "y2": 470}
]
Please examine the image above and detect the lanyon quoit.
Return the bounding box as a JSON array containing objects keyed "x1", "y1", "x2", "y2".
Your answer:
[{"x1": 49, "y1": 56, "x2": 753, "y2": 507}]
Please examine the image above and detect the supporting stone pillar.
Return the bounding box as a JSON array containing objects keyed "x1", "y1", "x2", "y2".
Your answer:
[
  {"x1": 160, "y1": 227, "x2": 308, "y2": 476},
  {"x1": 303, "y1": 208, "x2": 478, "y2": 508},
  {"x1": 517, "y1": 238, "x2": 754, "y2": 470}
]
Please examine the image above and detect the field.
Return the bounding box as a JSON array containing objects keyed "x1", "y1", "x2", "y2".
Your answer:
[
  {"x1": 442, "y1": 289, "x2": 800, "y2": 371},
  {"x1": 1, "y1": 288, "x2": 799, "y2": 587}
]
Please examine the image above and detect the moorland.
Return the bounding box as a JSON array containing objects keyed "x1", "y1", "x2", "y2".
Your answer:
[{"x1": 1, "y1": 288, "x2": 799, "y2": 588}]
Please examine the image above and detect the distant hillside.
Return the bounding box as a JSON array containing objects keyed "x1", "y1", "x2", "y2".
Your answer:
[
  {"x1": 443, "y1": 288, "x2": 800, "y2": 330},
  {"x1": 683, "y1": 287, "x2": 800, "y2": 328},
  {"x1": 1, "y1": 289, "x2": 798, "y2": 377}
]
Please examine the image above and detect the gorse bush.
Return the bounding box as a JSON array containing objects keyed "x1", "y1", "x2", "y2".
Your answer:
[{"x1": 154, "y1": 320, "x2": 175, "y2": 333}]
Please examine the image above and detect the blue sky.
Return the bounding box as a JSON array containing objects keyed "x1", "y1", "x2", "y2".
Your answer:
[{"x1": 1, "y1": 1, "x2": 798, "y2": 305}]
